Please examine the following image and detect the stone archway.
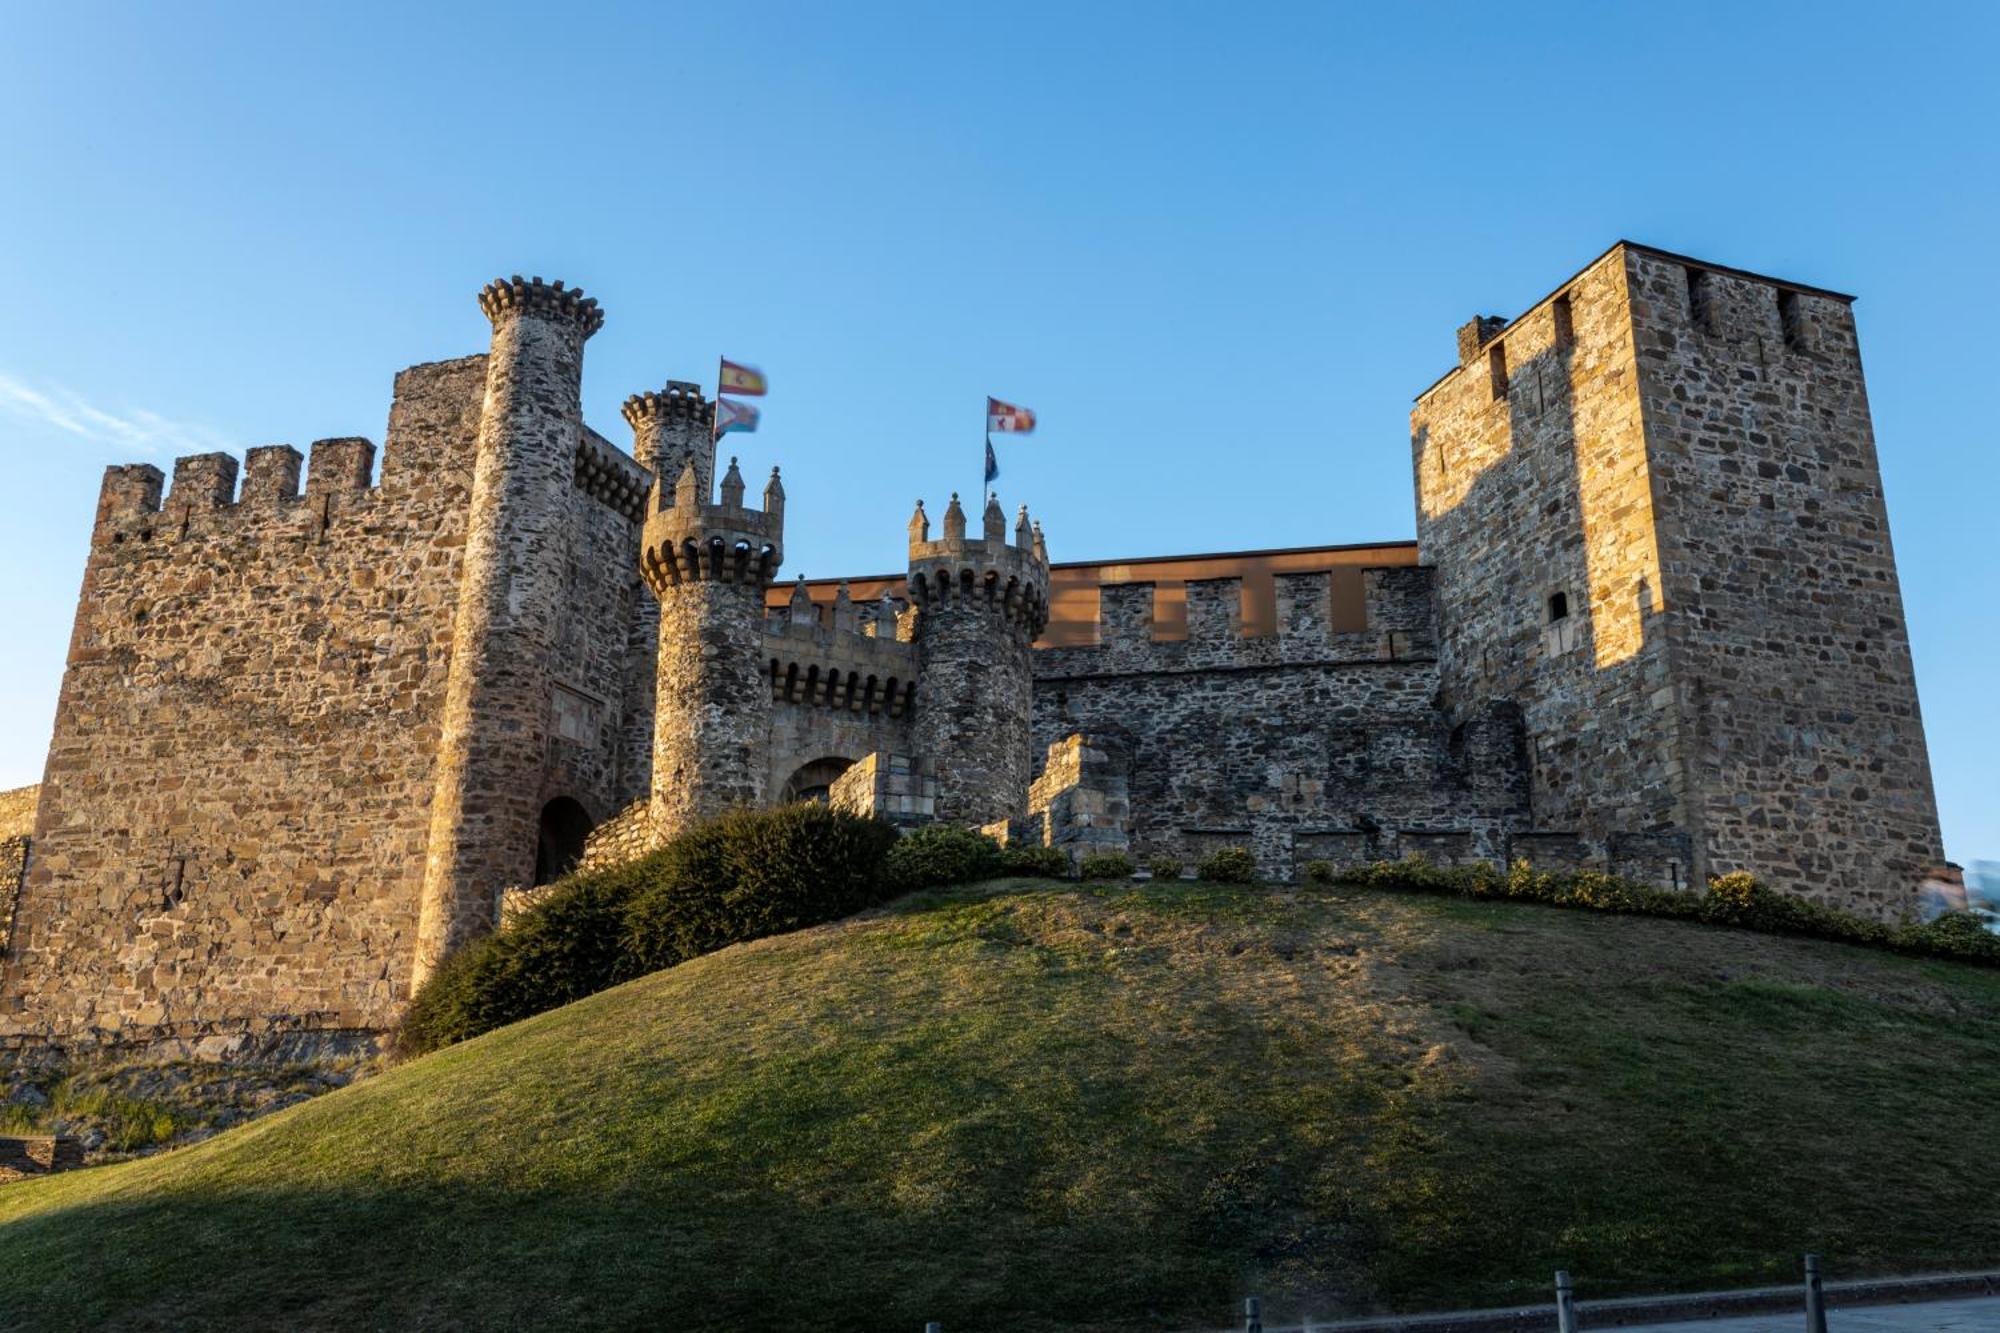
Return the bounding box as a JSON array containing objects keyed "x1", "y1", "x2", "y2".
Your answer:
[
  {"x1": 781, "y1": 757, "x2": 856, "y2": 805},
  {"x1": 534, "y1": 797, "x2": 594, "y2": 886}
]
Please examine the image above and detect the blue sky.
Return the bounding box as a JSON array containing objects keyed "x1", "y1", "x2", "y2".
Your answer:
[{"x1": 1, "y1": 2, "x2": 1994, "y2": 862}]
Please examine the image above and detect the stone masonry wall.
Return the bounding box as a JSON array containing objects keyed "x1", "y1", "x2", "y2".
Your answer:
[
  {"x1": 1413, "y1": 247, "x2": 1693, "y2": 886},
  {"x1": 1623, "y1": 248, "x2": 1943, "y2": 914},
  {"x1": 0, "y1": 787, "x2": 37, "y2": 840},
  {"x1": 0, "y1": 358, "x2": 489, "y2": 1049},
  {"x1": 1030, "y1": 568, "x2": 1531, "y2": 879}
]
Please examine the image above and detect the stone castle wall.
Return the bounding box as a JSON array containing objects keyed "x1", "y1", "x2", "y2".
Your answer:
[
  {"x1": 1413, "y1": 247, "x2": 1690, "y2": 882},
  {"x1": 0, "y1": 345, "x2": 658, "y2": 1053},
  {"x1": 1031, "y1": 567, "x2": 1532, "y2": 879},
  {"x1": 0, "y1": 786, "x2": 37, "y2": 841},
  {"x1": 1622, "y1": 249, "x2": 1943, "y2": 913},
  {"x1": 0, "y1": 358, "x2": 487, "y2": 1049},
  {"x1": 1414, "y1": 242, "x2": 1943, "y2": 911}
]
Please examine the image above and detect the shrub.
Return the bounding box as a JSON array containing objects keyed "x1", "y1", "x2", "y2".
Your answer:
[
  {"x1": 884, "y1": 823, "x2": 1004, "y2": 892},
  {"x1": 1197, "y1": 847, "x2": 1258, "y2": 884},
  {"x1": 1302, "y1": 859, "x2": 1336, "y2": 886},
  {"x1": 1147, "y1": 855, "x2": 1184, "y2": 881},
  {"x1": 1078, "y1": 851, "x2": 1136, "y2": 881},
  {"x1": 1331, "y1": 857, "x2": 2000, "y2": 973},
  {"x1": 998, "y1": 844, "x2": 1071, "y2": 879},
  {"x1": 399, "y1": 804, "x2": 898, "y2": 1057}
]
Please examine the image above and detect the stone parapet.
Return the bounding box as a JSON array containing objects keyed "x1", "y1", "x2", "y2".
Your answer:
[
  {"x1": 641, "y1": 459, "x2": 783, "y2": 592},
  {"x1": 829, "y1": 752, "x2": 938, "y2": 830},
  {"x1": 1024, "y1": 732, "x2": 1132, "y2": 865},
  {"x1": 476, "y1": 275, "x2": 605, "y2": 338}
]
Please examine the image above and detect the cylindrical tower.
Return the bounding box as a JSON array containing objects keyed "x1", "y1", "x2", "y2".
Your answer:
[
  {"x1": 642, "y1": 454, "x2": 785, "y2": 837},
  {"x1": 621, "y1": 381, "x2": 714, "y2": 493},
  {"x1": 906, "y1": 492, "x2": 1051, "y2": 825},
  {"x1": 414, "y1": 275, "x2": 603, "y2": 985}
]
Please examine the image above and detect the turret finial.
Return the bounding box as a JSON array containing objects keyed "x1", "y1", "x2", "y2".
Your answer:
[
  {"x1": 720, "y1": 456, "x2": 745, "y2": 508},
  {"x1": 833, "y1": 581, "x2": 857, "y2": 633},
  {"x1": 983, "y1": 491, "x2": 1006, "y2": 542},
  {"x1": 943, "y1": 493, "x2": 967, "y2": 544},
  {"x1": 789, "y1": 574, "x2": 814, "y2": 624},
  {"x1": 1032, "y1": 518, "x2": 1048, "y2": 564},
  {"x1": 908, "y1": 499, "x2": 930, "y2": 547},
  {"x1": 763, "y1": 465, "x2": 785, "y2": 514},
  {"x1": 1014, "y1": 504, "x2": 1033, "y2": 549},
  {"x1": 675, "y1": 458, "x2": 701, "y2": 509}
]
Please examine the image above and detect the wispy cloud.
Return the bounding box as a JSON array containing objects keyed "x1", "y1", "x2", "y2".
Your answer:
[{"x1": 0, "y1": 372, "x2": 233, "y2": 456}]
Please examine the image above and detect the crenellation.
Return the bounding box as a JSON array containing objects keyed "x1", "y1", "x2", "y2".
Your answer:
[
  {"x1": 240, "y1": 446, "x2": 303, "y2": 502},
  {"x1": 305, "y1": 438, "x2": 376, "y2": 495},
  {"x1": 168, "y1": 452, "x2": 239, "y2": 510}
]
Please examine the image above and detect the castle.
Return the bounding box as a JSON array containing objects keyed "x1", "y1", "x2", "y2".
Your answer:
[{"x1": 0, "y1": 241, "x2": 1946, "y2": 1059}]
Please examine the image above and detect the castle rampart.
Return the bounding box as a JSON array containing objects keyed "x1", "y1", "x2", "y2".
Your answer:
[{"x1": 1, "y1": 242, "x2": 1946, "y2": 1058}]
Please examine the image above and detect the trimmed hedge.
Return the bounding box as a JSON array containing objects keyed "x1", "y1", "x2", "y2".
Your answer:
[
  {"x1": 399, "y1": 804, "x2": 897, "y2": 1056},
  {"x1": 1338, "y1": 857, "x2": 2000, "y2": 970},
  {"x1": 884, "y1": 824, "x2": 1004, "y2": 892},
  {"x1": 1078, "y1": 851, "x2": 1136, "y2": 881},
  {"x1": 999, "y1": 844, "x2": 1072, "y2": 879},
  {"x1": 1147, "y1": 855, "x2": 1184, "y2": 881},
  {"x1": 1197, "y1": 847, "x2": 1258, "y2": 884},
  {"x1": 1302, "y1": 859, "x2": 1336, "y2": 886}
]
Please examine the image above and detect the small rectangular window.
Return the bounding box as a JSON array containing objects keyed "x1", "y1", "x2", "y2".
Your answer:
[
  {"x1": 1552, "y1": 293, "x2": 1574, "y2": 349},
  {"x1": 1777, "y1": 290, "x2": 1805, "y2": 351},
  {"x1": 1686, "y1": 267, "x2": 1713, "y2": 331},
  {"x1": 1488, "y1": 342, "x2": 1508, "y2": 401},
  {"x1": 1547, "y1": 590, "x2": 1569, "y2": 622}
]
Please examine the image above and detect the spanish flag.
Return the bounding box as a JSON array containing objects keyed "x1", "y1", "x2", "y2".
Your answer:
[
  {"x1": 987, "y1": 397, "x2": 1036, "y2": 434},
  {"x1": 719, "y1": 358, "x2": 769, "y2": 397}
]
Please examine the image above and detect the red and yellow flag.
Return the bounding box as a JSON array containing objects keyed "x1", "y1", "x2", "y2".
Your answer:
[
  {"x1": 987, "y1": 397, "x2": 1036, "y2": 434},
  {"x1": 719, "y1": 358, "x2": 768, "y2": 397}
]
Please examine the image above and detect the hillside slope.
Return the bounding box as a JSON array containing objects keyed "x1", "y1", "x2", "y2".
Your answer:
[{"x1": 2, "y1": 880, "x2": 1997, "y2": 1331}]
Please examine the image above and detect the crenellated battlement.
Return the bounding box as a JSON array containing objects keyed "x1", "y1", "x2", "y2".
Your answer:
[
  {"x1": 91, "y1": 437, "x2": 389, "y2": 544},
  {"x1": 640, "y1": 458, "x2": 784, "y2": 592},
  {"x1": 620, "y1": 382, "x2": 711, "y2": 431},
  {"x1": 905, "y1": 494, "x2": 1051, "y2": 635},
  {"x1": 476, "y1": 275, "x2": 604, "y2": 337},
  {"x1": 1035, "y1": 566, "x2": 1437, "y2": 678},
  {"x1": 763, "y1": 581, "x2": 920, "y2": 717},
  {"x1": 574, "y1": 429, "x2": 649, "y2": 523}
]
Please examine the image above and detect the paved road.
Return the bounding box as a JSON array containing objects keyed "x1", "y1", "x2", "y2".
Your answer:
[{"x1": 1611, "y1": 1295, "x2": 2000, "y2": 1331}]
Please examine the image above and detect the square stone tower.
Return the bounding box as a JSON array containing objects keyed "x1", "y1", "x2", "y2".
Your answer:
[{"x1": 1412, "y1": 241, "x2": 1943, "y2": 915}]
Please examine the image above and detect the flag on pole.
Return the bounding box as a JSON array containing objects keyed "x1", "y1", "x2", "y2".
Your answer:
[
  {"x1": 987, "y1": 397, "x2": 1036, "y2": 434},
  {"x1": 715, "y1": 397, "x2": 761, "y2": 436},
  {"x1": 719, "y1": 358, "x2": 769, "y2": 396},
  {"x1": 984, "y1": 439, "x2": 1000, "y2": 487}
]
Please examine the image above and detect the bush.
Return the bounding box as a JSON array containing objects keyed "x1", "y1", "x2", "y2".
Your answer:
[
  {"x1": 399, "y1": 804, "x2": 898, "y2": 1056},
  {"x1": 1078, "y1": 851, "x2": 1135, "y2": 880},
  {"x1": 1332, "y1": 856, "x2": 2000, "y2": 972},
  {"x1": 1147, "y1": 855, "x2": 1184, "y2": 881},
  {"x1": 998, "y1": 844, "x2": 1071, "y2": 879},
  {"x1": 1302, "y1": 859, "x2": 1336, "y2": 886},
  {"x1": 884, "y1": 823, "x2": 1004, "y2": 892},
  {"x1": 1197, "y1": 847, "x2": 1258, "y2": 884}
]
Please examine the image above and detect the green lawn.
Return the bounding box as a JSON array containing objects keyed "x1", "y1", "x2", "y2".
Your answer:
[{"x1": 1, "y1": 879, "x2": 1996, "y2": 1331}]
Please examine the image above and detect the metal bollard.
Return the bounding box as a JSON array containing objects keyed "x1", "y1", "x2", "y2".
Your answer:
[
  {"x1": 1554, "y1": 1270, "x2": 1578, "y2": 1333},
  {"x1": 1804, "y1": 1254, "x2": 1828, "y2": 1333},
  {"x1": 1244, "y1": 1295, "x2": 1262, "y2": 1333}
]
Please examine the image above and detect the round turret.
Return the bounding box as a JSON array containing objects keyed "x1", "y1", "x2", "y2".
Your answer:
[
  {"x1": 621, "y1": 381, "x2": 714, "y2": 491},
  {"x1": 416, "y1": 274, "x2": 603, "y2": 985},
  {"x1": 641, "y1": 458, "x2": 785, "y2": 838},
  {"x1": 905, "y1": 492, "x2": 1051, "y2": 825}
]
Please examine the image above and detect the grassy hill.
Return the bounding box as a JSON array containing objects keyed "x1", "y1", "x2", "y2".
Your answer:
[{"x1": 1, "y1": 878, "x2": 1997, "y2": 1331}]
